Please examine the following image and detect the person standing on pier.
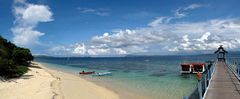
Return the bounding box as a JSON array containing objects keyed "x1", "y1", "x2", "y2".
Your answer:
[{"x1": 197, "y1": 71, "x2": 202, "y2": 81}]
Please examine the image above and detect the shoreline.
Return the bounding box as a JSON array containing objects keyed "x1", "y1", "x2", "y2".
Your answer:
[
  {"x1": 0, "y1": 62, "x2": 119, "y2": 99},
  {"x1": 0, "y1": 62, "x2": 57, "y2": 99},
  {"x1": 38, "y1": 62, "x2": 149, "y2": 99}
]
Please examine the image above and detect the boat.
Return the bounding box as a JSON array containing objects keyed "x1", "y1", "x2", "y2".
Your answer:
[
  {"x1": 93, "y1": 72, "x2": 112, "y2": 76},
  {"x1": 79, "y1": 71, "x2": 95, "y2": 75},
  {"x1": 180, "y1": 62, "x2": 206, "y2": 74}
]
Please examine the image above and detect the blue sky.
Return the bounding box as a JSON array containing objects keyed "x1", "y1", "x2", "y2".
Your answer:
[{"x1": 1, "y1": 0, "x2": 240, "y2": 56}]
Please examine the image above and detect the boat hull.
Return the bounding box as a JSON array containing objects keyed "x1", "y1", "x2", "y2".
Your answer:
[
  {"x1": 79, "y1": 71, "x2": 95, "y2": 75},
  {"x1": 93, "y1": 72, "x2": 112, "y2": 76}
]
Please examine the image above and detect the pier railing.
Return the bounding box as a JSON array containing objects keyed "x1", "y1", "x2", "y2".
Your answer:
[
  {"x1": 226, "y1": 61, "x2": 240, "y2": 81},
  {"x1": 186, "y1": 61, "x2": 216, "y2": 99}
]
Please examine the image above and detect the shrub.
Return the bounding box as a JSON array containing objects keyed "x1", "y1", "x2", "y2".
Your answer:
[{"x1": 0, "y1": 36, "x2": 33, "y2": 78}]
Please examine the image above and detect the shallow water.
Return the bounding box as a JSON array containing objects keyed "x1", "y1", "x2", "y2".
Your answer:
[{"x1": 35, "y1": 55, "x2": 218, "y2": 99}]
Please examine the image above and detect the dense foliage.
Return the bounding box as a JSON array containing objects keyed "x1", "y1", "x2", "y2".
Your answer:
[{"x1": 0, "y1": 36, "x2": 33, "y2": 78}]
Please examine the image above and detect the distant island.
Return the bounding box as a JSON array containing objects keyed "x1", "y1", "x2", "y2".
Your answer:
[{"x1": 0, "y1": 36, "x2": 33, "y2": 79}]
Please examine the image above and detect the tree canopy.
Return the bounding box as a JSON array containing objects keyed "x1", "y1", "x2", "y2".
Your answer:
[{"x1": 0, "y1": 36, "x2": 33, "y2": 78}]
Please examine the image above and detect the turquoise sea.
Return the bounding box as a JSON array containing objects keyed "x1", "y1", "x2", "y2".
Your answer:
[{"x1": 34, "y1": 54, "x2": 239, "y2": 99}]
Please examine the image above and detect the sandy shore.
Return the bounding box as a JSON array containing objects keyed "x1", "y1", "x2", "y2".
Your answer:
[{"x1": 0, "y1": 62, "x2": 119, "y2": 99}]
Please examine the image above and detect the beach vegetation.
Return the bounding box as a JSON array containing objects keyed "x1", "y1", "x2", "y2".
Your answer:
[{"x1": 0, "y1": 36, "x2": 33, "y2": 78}]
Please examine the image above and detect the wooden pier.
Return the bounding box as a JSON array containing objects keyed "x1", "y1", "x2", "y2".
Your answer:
[{"x1": 204, "y1": 61, "x2": 240, "y2": 99}]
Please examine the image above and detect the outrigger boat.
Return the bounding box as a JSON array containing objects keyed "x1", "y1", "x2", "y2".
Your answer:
[{"x1": 180, "y1": 62, "x2": 206, "y2": 74}]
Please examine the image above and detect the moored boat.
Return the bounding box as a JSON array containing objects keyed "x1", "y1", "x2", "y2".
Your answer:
[
  {"x1": 180, "y1": 62, "x2": 205, "y2": 74},
  {"x1": 79, "y1": 71, "x2": 95, "y2": 75},
  {"x1": 93, "y1": 72, "x2": 112, "y2": 76}
]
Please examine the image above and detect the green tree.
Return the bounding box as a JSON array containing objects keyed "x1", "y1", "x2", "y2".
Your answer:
[
  {"x1": 0, "y1": 36, "x2": 33, "y2": 78},
  {"x1": 12, "y1": 47, "x2": 34, "y2": 66}
]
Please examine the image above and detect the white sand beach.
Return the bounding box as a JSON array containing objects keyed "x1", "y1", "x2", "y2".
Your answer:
[{"x1": 0, "y1": 62, "x2": 119, "y2": 99}]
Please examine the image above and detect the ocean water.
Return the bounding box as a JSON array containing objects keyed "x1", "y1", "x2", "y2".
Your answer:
[{"x1": 35, "y1": 55, "x2": 221, "y2": 99}]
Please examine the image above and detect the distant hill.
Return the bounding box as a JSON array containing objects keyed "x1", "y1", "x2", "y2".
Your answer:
[
  {"x1": 228, "y1": 51, "x2": 240, "y2": 55},
  {"x1": 34, "y1": 51, "x2": 240, "y2": 58},
  {"x1": 34, "y1": 55, "x2": 56, "y2": 58},
  {"x1": 126, "y1": 51, "x2": 240, "y2": 57}
]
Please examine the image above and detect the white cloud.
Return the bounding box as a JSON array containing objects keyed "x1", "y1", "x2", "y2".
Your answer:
[
  {"x1": 95, "y1": 12, "x2": 109, "y2": 16},
  {"x1": 87, "y1": 48, "x2": 109, "y2": 55},
  {"x1": 12, "y1": 0, "x2": 53, "y2": 47},
  {"x1": 175, "y1": 8, "x2": 187, "y2": 18},
  {"x1": 77, "y1": 7, "x2": 109, "y2": 16},
  {"x1": 90, "y1": 29, "x2": 165, "y2": 51},
  {"x1": 148, "y1": 17, "x2": 172, "y2": 27},
  {"x1": 73, "y1": 43, "x2": 86, "y2": 55},
  {"x1": 196, "y1": 32, "x2": 211, "y2": 42},
  {"x1": 175, "y1": 4, "x2": 205, "y2": 18},
  {"x1": 184, "y1": 4, "x2": 204, "y2": 10},
  {"x1": 48, "y1": 18, "x2": 240, "y2": 56},
  {"x1": 11, "y1": 27, "x2": 44, "y2": 46},
  {"x1": 22, "y1": 4, "x2": 53, "y2": 24},
  {"x1": 182, "y1": 35, "x2": 189, "y2": 42},
  {"x1": 48, "y1": 4, "x2": 240, "y2": 56},
  {"x1": 150, "y1": 18, "x2": 240, "y2": 52},
  {"x1": 149, "y1": 4, "x2": 206, "y2": 27},
  {"x1": 48, "y1": 45, "x2": 72, "y2": 56},
  {"x1": 77, "y1": 8, "x2": 96, "y2": 13},
  {"x1": 113, "y1": 48, "x2": 127, "y2": 54}
]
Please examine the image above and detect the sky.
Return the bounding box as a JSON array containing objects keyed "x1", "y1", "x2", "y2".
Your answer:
[{"x1": 0, "y1": 0, "x2": 240, "y2": 56}]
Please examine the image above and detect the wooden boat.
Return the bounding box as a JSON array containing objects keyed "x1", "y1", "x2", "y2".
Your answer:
[
  {"x1": 180, "y1": 62, "x2": 205, "y2": 74},
  {"x1": 79, "y1": 71, "x2": 95, "y2": 75}
]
